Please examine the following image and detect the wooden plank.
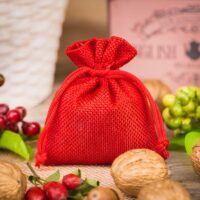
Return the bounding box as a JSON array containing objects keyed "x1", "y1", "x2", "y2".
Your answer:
[{"x1": 167, "y1": 151, "x2": 200, "y2": 200}]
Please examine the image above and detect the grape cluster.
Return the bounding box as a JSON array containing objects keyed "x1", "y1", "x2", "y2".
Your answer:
[
  {"x1": 0, "y1": 104, "x2": 40, "y2": 137},
  {"x1": 162, "y1": 86, "x2": 200, "y2": 134}
]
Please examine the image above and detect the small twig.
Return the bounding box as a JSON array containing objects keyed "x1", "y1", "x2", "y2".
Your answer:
[
  {"x1": 26, "y1": 162, "x2": 46, "y2": 185},
  {"x1": 27, "y1": 162, "x2": 40, "y2": 178}
]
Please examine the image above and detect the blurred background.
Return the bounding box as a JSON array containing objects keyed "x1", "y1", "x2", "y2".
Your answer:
[
  {"x1": 0, "y1": 0, "x2": 200, "y2": 110},
  {"x1": 56, "y1": 0, "x2": 107, "y2": 81},
  {"x1": 0, "y1": 0, "x2": 107, "y2": 108}
]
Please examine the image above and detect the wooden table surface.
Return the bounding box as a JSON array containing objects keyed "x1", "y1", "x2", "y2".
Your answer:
[{"x1": 3, "y1": 83, "x2": 200, "y2": 200}]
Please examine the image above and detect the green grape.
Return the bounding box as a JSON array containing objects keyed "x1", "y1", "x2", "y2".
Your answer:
[
  {"x1": 181, "y1": 118, "x2": 192, "y2": 132},
  {"x1": 166, "y1": 118, "x2": 182, "y2": 129},
  {"x1": 162, "y1": 94, "x2": 176, "y2": 107},
  {"x1": 183, "y1": 101, "x2": 196, "y2": 113},
  {"x1": 196, "y1": 106, "x2": 200, "y2": 119},
  {"x1": 178, "y1": 86, "x2": 196, "y2": 99},
  {"x1": 196, "y1": 89, "x2": 200, "y2": 103},
  {"x1": 162, "y1": 108, "x2": 171, "y2": 122},
  {"x1": 189, "y1": 86, "x2": 198, "y2": 98},
  {"x1": 170, "y1": 103, "x2": 185, "y2": 117},
  {"x1": 188, "y1": 113, "x2": 196, "y2": 118},
  {"x1": 176, "y1": 90, "x2": 190, "y2": 106},
  {"x1": 162, "y1": 86, "x2": 200, "y2": 132}
]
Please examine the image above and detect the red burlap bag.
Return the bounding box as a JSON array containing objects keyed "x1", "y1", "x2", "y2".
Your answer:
[{"x1": 36, "y1": 36, "x2": 169, "y2": 166}]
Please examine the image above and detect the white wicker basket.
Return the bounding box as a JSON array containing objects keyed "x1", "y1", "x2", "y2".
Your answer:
[{"x1": 0, "y1": 0, "x2": 68, "y2": 108}]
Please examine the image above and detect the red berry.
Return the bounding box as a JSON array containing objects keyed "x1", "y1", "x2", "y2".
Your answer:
[
  {"x1": 0, "y1": 115, "x2": 6, "y2": 130},
  {"x1": 22, "y1": 122, "x2": 40, "y2": 137},
  {"x1": 7, "y1": 123, "x2": 19, "y2": 133},
  {"x1": 0, "y1": 74, "x2": 5, "y2": 86},
  {"x1": 15, "y1": 106, "x2": 27, "y2": 118},
  {"x1": 44, "y1": 182, "x2": 68, "y2": 200},
  {"x1": 0, "y1": 104, "x2": 9, "y2": 115},
  {"x1": 62, "y1": 174, "x2": 81, "y2": 190},
  {"x1": 25, "y1": 187, "x2": 46, "y2": 200},
  {"x1": 7, "y1": 109, "x2": 21, "y2": 124}
]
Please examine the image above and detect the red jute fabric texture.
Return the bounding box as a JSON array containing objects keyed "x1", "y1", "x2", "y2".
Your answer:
[{"x1": 36, "y1": 36, "x2": 169, "y2": 166}]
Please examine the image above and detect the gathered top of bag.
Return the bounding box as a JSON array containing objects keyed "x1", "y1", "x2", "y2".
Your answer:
[{"x1": 65, "y1": 36, "x2": 137, "y2": 70}]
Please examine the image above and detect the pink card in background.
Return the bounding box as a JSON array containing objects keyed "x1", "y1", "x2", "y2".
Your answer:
[{"x1": 109, "y1": 0, "x2": 200, "y2": 91}]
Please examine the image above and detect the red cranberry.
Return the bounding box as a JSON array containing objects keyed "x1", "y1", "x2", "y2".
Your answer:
[
  {"x1": 15, "y1": 106, "x2": 27, "y2": 118},
  {"x1": 22, "y1": 122, "x2": 40, "y2": 137},
  {"x1": 0, "y1": 104, "x2": 9, "y2": 115},
  {"x1": 0, "y1": 115, "x2": 6, "y2": 130},
  {"x1": 62, "y1": 174, "x2": 81, "y2": 190},
  {"x1": 7, "y1": 109, "x2": 21, "y2": 124},
  {"x1": 7, "y1": 123, "x2": 19, "y2": 133},
  {"x1": 25, "y1": 187, "x2": 46, "y2": 200},
  {"x1": 44, "y1": 182, "x2": 68, "y2": 200},
  {"x1": 0, "y1": 74, "x2": 5, "y2": 86}
]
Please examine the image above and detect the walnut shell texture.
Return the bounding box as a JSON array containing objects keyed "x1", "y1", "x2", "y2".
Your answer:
[
  {"x1": 137, "y1": 179, "x2": 192, "y2": 200},
  {"x1": 191, "y1": 143, "x2": 200, "y2": 176},
  {"x1": 111, "y1": 149, "x2": 169, "y2": 196},
  {"x1": 0, "y1": 160, "x2": 27, "y2": 200},
  {"x1": 86, "y1": 187, "x2": 120, "y2": 200}
]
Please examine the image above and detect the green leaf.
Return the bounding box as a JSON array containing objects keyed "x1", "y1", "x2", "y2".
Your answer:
[
  {"x1": 76, "y1": 179, "x2": 100, "y2": 195},
  {"x1": 26, "y1": 144, "x2": 33, "y2": 159},
  {"x1": 86, "y1": 179, "x2": 100, "y2": 187},
  {"x1": 168, "y1": 134, "x2": 185, "y2": 151},
  {"x1": 0, "y1": 130, "x2": 32, "y2": 160},
  {"x1": 67, "y1": 178, "x2": 100, "y2": 199},
  {"x1": 45, "y1": 170, "x2": 60, "y2": 182},
  {"x1": 68, "y1": 191, "x2": 84, "y2": 200},
  {"x1": 185, "y1": 131, "x2": 200, "y2": 155},
  {"x1": 72, "y1": 169, "x2": 81, "y2": 177}
]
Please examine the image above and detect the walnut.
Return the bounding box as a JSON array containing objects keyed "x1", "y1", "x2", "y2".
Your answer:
[
  {"x1": 111, "y1": 149, "x2": 169, "y2": 196},
  {"x1": 137, "y1": 179, "x2": 192, "y2": 200},
  {"x1": 85, "y1": 187, "x2": 120, "y2": 200},
  {"x1": 0, "y1": 160, "x2": 27, "y2": 200},
  {"x1": 191, "y1": 141, "x2": 200, "y2": 176}
]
